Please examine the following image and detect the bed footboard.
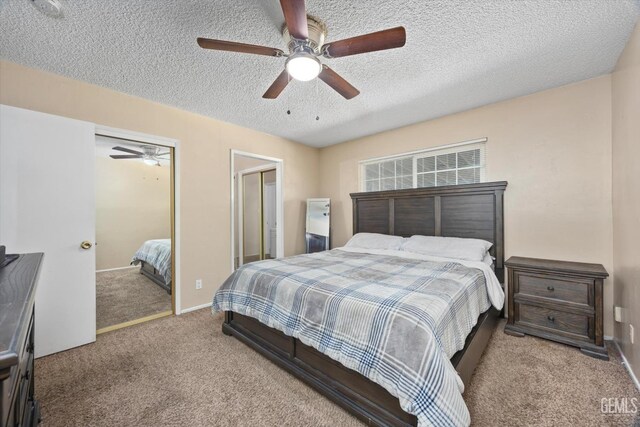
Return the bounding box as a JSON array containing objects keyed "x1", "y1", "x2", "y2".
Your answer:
[{"x1": 222, "y1": 308, "x2": 499, "y2": 427}]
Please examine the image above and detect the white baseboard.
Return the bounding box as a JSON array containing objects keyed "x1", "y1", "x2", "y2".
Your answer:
[
  {"x1": 614, "y1": 340, "x2": 640, "y2": 392},
  {"x1": 96, "y1": 265, "x2": 137, "y2": 273},
  {"x1": 180, "y1": 301, "x2": 212, "y2": 314}
]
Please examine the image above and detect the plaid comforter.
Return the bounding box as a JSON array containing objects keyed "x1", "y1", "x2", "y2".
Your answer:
[
  {"x1": 131, "y1": 239, "x2": 172, "y2": 285},
  {"x1": 213, "y1": 249, "x2": 500, "y2": 426}
]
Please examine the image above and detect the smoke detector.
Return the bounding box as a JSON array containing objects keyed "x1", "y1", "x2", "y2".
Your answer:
[{"x1": 29, "y1": 0, "x2": 62, "y2": 18}]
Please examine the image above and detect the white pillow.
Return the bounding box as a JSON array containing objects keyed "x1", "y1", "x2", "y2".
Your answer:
[
  {"x1": 401, "y1": 235, "x2": 493, "y2": 262},
  {"x1": 344, "y1": 233, "x2": 405, "y2": 251},
  {"x1": 482, "y1": 252, "x2": 494, "y2": 266}
]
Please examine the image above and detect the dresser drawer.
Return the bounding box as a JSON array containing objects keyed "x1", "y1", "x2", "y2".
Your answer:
[
  {"x1": 1, "y1": 313, "x2": 37, "y2": 427},
  {"x1": 0, "y1": 367, "x2": 18, "y2": 427},
  {"x1": 515, "y1": 271, "x2": 592, "y2": 306},
  {"x1": 515, "y1": 303, "x2": 592, "y2": 341}
]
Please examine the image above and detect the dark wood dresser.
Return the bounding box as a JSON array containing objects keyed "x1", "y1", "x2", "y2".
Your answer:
[
  {"x1": 504, "y1": 256, "x2": 609, "y2": 360},
  {"x1": 1, "y1": 253, "x2": 43, "y2": 427}
]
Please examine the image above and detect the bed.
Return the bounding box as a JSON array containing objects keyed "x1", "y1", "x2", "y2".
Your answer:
[
  {"x1": 213, "y1": 181, "x2": 507, "y2": 426},
  {"x1": 131, "y1": 239, "x2": 172, "y2": 294}
]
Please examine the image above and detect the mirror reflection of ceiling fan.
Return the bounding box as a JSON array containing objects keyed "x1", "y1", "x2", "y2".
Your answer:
[
  {"x1": 197, "y1": 0, "x2": 406, "y2": 100},
  {"x1": 109, "y1": 146, "x2": 170, "y2": 166}
]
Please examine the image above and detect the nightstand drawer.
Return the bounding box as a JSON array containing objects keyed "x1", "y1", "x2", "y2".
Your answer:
[
  {"x1": 516, "y1": 272, "x2": 591, "y2": 306},
  {"x1": 516, "y1": 303, "x2": 591, "y2": 340}
]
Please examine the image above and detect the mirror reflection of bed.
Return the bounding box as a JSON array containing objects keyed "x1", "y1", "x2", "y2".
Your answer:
[{"x1": 94, "y1": 136, "x2": 174, "y2": 333}]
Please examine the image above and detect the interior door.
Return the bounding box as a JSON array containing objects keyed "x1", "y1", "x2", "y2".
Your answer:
[{"x1": 0, "y1": 104, "x2": 96, "y2": 357}]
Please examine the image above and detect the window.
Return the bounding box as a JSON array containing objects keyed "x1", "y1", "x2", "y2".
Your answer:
[
  {"x1": 363, "y1": 157, "x2": 413, "y2": 192},
  {"x1": 361, "y1": 140, "x2": 486, "y2": 192}
]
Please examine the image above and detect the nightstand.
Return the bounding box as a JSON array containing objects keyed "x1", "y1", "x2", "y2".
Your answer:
[{"x1": 504, "y1": 256, "x2": 609, "y2": 360}]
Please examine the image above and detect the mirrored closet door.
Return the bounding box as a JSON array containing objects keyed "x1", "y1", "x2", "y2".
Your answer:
[{"x1": 94, "y1": 136, "x2": 174, "y2": 333}]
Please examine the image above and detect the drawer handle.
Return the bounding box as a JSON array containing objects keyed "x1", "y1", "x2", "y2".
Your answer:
[
  {"x1": 547, "y1": 286, "x2": 555, "y2": 291},
  {"x1": 547, "y1": 315, "x2": 555, "y2": 322}
]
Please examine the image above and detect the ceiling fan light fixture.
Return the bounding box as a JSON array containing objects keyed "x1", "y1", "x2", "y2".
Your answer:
[
  {"x1": 29, "y1": 0, "x2": 62, "y2": 17},
  {"x1": 143, "y1": 158, "x2": 157, "y2": 166},
  {"x1": 285, "y1": 53, "x2": 321, "y2": 82}
]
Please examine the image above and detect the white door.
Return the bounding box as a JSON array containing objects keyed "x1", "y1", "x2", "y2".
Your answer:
[{"x1": 0, "y1": 105, "x2": 96, "y2": 357}]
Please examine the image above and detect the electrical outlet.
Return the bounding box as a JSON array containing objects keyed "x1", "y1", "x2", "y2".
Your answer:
[
  {"x1": 195, "y1": 279, "x2": 202, "y2": 290},
  {"x1": 614, "y1": 306, "x2": 623, "y2": 323},
  {"x1": 631, "y1": 324, "x2": 635, "y2": 345}
]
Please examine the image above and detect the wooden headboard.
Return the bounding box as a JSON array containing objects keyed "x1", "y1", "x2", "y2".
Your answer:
[{"x1": 350, "y1": 181, "x2": 508, "y2": 282}]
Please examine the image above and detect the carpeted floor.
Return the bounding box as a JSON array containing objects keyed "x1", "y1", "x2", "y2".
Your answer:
[
  {"x1": 36, "y1": 310, "x2": 638, "y2": 426},
  {"x1": 96, "y1": 267, "x2": 172, "y2": 329}
]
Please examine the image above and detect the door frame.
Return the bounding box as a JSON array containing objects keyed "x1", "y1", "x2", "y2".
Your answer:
[
  {"x1": 230, "y1": 150, "x2": 284, "y2": 272},
  {"x1": 95, "y1": 125, "x2": 183, "y2": 314},
  {"x1": 237, "y1": 164, "x2": 277, "y2": 267}
]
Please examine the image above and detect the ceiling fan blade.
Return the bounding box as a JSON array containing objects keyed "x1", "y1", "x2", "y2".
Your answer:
[
  {"x1": 156, "y1": 152, "x2": 171, "y2": 157},
  {"x1": 112, "y1": 146, "x2": 144, "y2": 155},
  {"x1": 262, "y1": 70, "x2": 291, "y2": 99},
  {"x1": 280, "y1": 0, "x2": 308, "y2": 40},
  {"x1": 197, "y1": 38, "x2": 284, "y2": 57},
  {"x1": 318, "y1": 66, "x2": 359, "y2": 100},
  {"x1": 322, "y1": 26, "x2": 406, "y2": 58},
  {"x1": 110, "y1": 155, "x2": 142, "y2": 159}
]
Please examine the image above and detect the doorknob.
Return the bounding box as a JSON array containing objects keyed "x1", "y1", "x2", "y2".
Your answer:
[{"x1": 80, "y1": 241, "x2": 93, "y2": 250}]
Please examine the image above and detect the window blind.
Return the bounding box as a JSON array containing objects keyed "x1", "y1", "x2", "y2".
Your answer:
[{"x1": 360, "y1": 140, "x2": 486, "y2": 192}]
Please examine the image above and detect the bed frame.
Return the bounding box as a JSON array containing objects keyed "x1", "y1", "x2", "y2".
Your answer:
[
  {"x1": 139, "y1": 261, "x2": 171, "y2": 294},
  {"x1": 223, "y1": 181, "x2": 507, "y2": 426}
]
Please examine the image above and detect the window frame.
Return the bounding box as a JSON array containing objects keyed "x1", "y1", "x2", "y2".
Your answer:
[{"x1": 359, "y1": 138, "x2": 487, "y2": 192}]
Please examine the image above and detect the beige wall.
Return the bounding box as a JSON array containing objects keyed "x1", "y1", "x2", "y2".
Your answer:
[
  {"x1": 0, "y1": 60, "x2": 320, "y2": 311},
  {"x1": 612, "y1": 23, "x2": 640, "y2": 376},
  {"x1": 95, "y1": 156, "x2": 171, "y2": 270},
  {"x1": 319, "y1": 76, "x2": 615, "y2": 335}
]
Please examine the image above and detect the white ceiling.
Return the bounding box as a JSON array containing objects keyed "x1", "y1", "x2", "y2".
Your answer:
[{"x1": 1, "y1": 1, "x2": 639, "y2": 147}]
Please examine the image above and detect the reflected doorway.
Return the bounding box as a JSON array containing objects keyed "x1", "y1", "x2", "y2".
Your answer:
[
  {"x1": 231, "y1": 151, "x2": 283, "y2": 270},
  {"x1": 240, "y1": 169, "x2": 276, "y2": 263}
]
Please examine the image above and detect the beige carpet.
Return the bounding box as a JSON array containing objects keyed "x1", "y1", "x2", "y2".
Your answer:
[
  {"x1": 36, "y1": 310, "x2": 638, "y2": 426},
  {"x1": 96, "y1": 267, "x2": 172, "y2": 329}
]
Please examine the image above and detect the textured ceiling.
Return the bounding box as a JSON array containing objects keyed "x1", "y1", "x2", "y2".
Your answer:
[{"x1": 1, "y1": 1, "x2": 639, "y2": 147}]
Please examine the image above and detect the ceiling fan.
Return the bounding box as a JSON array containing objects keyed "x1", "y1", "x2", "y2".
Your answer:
[
  {"x1": 197, "y1": 0, "x2": 406, "y2": 100},
  {"x1": 109, "y1": 146, "x2": 170, "y2": 166}
]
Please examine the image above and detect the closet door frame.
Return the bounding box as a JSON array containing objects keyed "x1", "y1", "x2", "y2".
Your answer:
[
  {"x1": 230, "y1": 150, "x2": 284, "y2": 272},
  {"x1": 95, "y1": 125, "x2": 182, "y2": 314}
]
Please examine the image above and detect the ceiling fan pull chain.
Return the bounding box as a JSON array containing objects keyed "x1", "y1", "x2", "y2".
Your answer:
[{"x1": 315, "y1": 78, "x2": 320, "y2": 121}]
